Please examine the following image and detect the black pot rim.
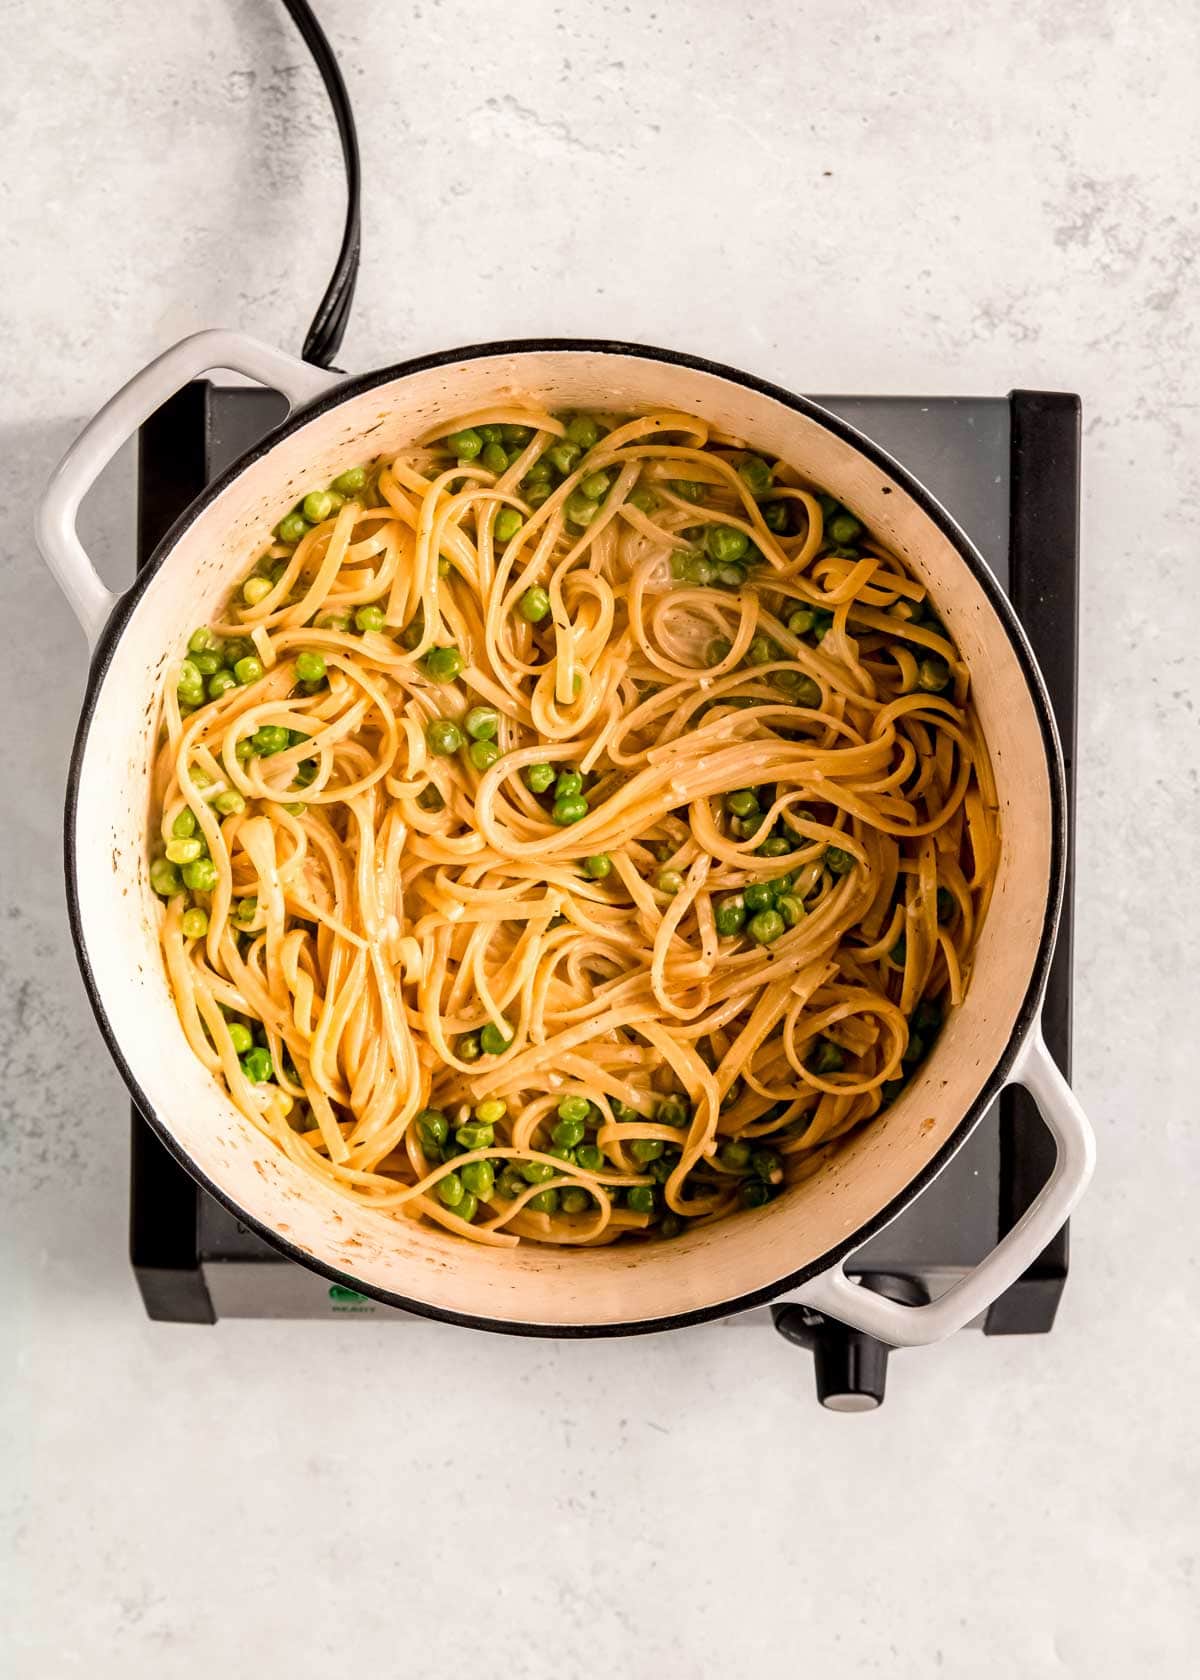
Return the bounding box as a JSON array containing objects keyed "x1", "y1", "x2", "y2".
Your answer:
[{"x1": 64, "y1": 334, "x2": 1066, "y2": 1338}]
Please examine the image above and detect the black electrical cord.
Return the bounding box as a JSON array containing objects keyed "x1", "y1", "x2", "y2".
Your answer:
[{"x1": 279, "y1": 0, "x2": 361, "y2": 368}]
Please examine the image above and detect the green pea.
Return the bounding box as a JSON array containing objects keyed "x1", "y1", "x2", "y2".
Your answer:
[
  {"x1": 732, "y1": 813, "x2": 764, "y2": 840},
  {"x1": 556, "y1": 1094, "x2": 591, "y2": 1126},
  {"x1": 748, "y1": 909, "x2": 785, "y2": 945},
  {"x1": 253, "y1": 725, "x2": 290, "y2": 756},
  {"x1": 714, "y1": 894, "x2": 746, "y2": 937},
  {"x1": 630, "y1": 1138, "x2": 664, "y2": 1164},
  {"x1": 227, "y1": 1022, "x2": 254, "y2": 1055},
  {"x1": 276, "y1": 512, "x2": 310, "y2": 545},
  {"x1": 426, "y1": 718, "x2": 464, "y2": 757},
  {"x1": 453, "y1": 1190, "x2": 478, "y2": 1222},
  {"x1": 725, "y1": 789, "x2": 760, "y2": 819},
  {"x1": 498, "y1": 1168, "x2": 526, "y2": 1199},
  {"x1": 787, "y1": 607, "x2": 816, "y2": 636},
  {"x1": 582, "y1": 853, "x2": 611, "y2": 880},
  {"x1": 295, "y1": 650, "x2": 326, "y2": 684},
  {"x1": 416, "y1": 1109, "x2": 449, "y2": 1149},
  {"x1": 817, "y1": 494, "x2": 839, "y2": 518},
  {"x1": 191, "y1": 651, "x2": 223, "y2": 676},
  {"x1": 774, "y1": 893, "x2": 803, "y2": 929},
  {"x1": 480, "y1": 1021, "x2": 513, "y2": 1055},
  {"x1": 446, "y1": 429, "x2": 482, "y2": 460},
  {"x1": 233, "y1": 656, "x2": 263, "y2": 686},
  {"x1": 825, "y1": 846, "x2": 856, "y2": 876},
  {"x1": 494, "y1": 507, "x2": 524, "y2": 544},
  {"x1": 480, "y1": 441, "x2": 508, "y2": 475},
  {"x1": 937, "y1": 886, "x2": 956, "y2": 922},
  {"x1": 552, "y1": 794, "x2": 588, "y2": 825},
  {"x1": 524, "y1": 481, "x2": 552, "y2": 509},
  {"x1": 575, "y1": 1143, "x2": 605, "y2": 1172},
  {"x1": 555, "y1": 770, "x2": 582, "y2": 798},
  {"x1": 528, "y1": 1187, "x2": 560, "y2": 1214},
  {"x1": 809, "y1": 1037, "x2": 845, "y2": 1074},
  {"x1": 524, "y1": 761, "x2": 555, "y2": 793},
  {"x1": 181, "y1": 907, "x2": 209, "y2": 940},
  {"x1": 518, "y1": 586, "x2": 551, "y2": 624},
  {"x1": 560, "y1": 1187, "x2": 590, "y2": 1214},
  {"x1": 719, "y1": 1139, "x2": 752, "y2": 1172},
  {"x1": 762, "y1": 500, "x2": 790, "y2": 533},
  {"x1": 681, "y1": 553, "x2": 716, "y2": 585},
  {"x1": 628, "y1": 486, "x2": 658, "y2": 513},
  {"x1": 241, "y1": 1047, "x2": 273, "y2": 1084},
  {"x1": 790, "y1": 675, "x2": 822, "y2": 707},
  {"x1": 627, "y1": 1185, "x2": 656, "y2": 1213},
  {"x1": 477, "y1": 425, "x2": 503, "y2": 445},
  {"x1": 177, "y1": 659, "x2": 203, "y2": 694},
  {"x1": 468, "y1": 739, "x2": 500, "y2": 771},
  {"x1": 169, "y1": 807, "x2": 196, "y2": 842},
  {"x1": 740, "y1": 1180, "x2": 771, "y2": 1209},
  {"x1": 579, "y1": 470, "x2": 610, "y2": 501},
  {"x1": 880, "y1": 1078, "x2": 906, "y2": 1107},
  {"x1": 521, "y1": 1159, "x2": 556, "y2": 1185},
  {"x1": 656, "y1": 1094, "x2": 688, "y2": 1128},
  {"x1": 455, "y1": 1122, "x2": 494, "y2": 1156},
  {"x1": 182, "y1": 858, "x2": 218, "y2": 892},
  {"x1": 332, "y1": 466, "x2": 368, "y2": 493},
  {"x1": 811, "y1": 608, "x2": 834, "y2": 642},
  {"x1": 758, "y1": 836, "x2": 790, "y2": 858},
  {"x1": 745, "y1": 635, "x2": 776, "y2": 666},
  {"x1": 547, "y1": 440, "x2": 582, "y2": 475},
  {"x1": 325, "y1": 491, "x2": 346, "y2": 514},
  {"x1": 458, "y1": 1031, "x2": 482, "y2": 1062},
  {"x1": 658, "y1": 1212, "x2": 683, "y2": 1238},
  {"x1": 524, "y1": 457, "x2": 553, "y2": 485},
  {"x1": 669, "y1": 553, "x2": 690, "y2": 581},
  {"x1": 318, "y1": 612, "x2": 352, "y2": 633},
  {"x1": 751, "y1": 1148, "x2": 783, "y2": 1186},
  {"x1": 214, "y1": 789, "x2": 246, "y2": 817},
  {"x1": 464, "y1": 705, "x2": 499, "y2": 740},
  {"x1": 656, "y1": 868, "x2": 684, "y2": 896},
  {"x1": 149, "y1": 858, "x2": 182, "y2": 897},
  {"x1": 828, "y1": 512, "x2": 862, "y2": 545},
  {"x1": 437, "y1": 1171, "x2": 465, "y2": 1209},
  {"x1": 165, "y1": 836, "x2": 202, "y2": 866},
  {"x1": 294, "y1": 491, "x2": 329, "y2": 527},
  {"x1": 670, "y1": 478, "x2": 705, "y2": 502},
  {"x1": 565, "y1": 491, "x2": 600, "y2": 529},
  {"x1": 565, "y1": 415, "x2": 600, "y2": 449},
  {"x1": 500, "y1": 424, "x2": 533, "y2": 448},
  {"x1": 233, "y1": 897, "x2": 257, "y2": 924},
  {"x1": 717, "y1": 561, "x2": 748, "y2": 589},
  {"x1": 461, "y1": 1159, "x2": 494, "y2": 1200},
  {"x1": 355, "y1": 604, "x2": 385, "y2": 634},
  {"x1": 737, "y1": 456, "x2": 773, "y2": 497},
  {"x1": 743, "y1": 881, "x2": 774, "y2": 913},
  {"x1": 705, "y1": 525, "x2": 750, "y2": 564},
  {"x1": 917, "y1": 657, "x2": 951, "y2": 693},
  {"x1": 706, "y1": 637, "x2": 732, "y2": 666},
  {"x1": 424, "y1": 646, "x2": 465, "y2": 682},
  {"x1": 188, "y1": 628, "x2": 219, "y2": 655}
]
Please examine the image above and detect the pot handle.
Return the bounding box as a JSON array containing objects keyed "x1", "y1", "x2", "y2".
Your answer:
[
  {"x1": 35, "y1": 329, "x2": 344, "y2": 650},
  {"x1": 794, "y1": 1025, "x2": 1096, "y2": 1347}
]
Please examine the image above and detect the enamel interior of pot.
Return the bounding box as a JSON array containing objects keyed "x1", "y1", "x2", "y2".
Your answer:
[{"x1": 73, "y1": 349, "x2": 1054, "y2": 1327}]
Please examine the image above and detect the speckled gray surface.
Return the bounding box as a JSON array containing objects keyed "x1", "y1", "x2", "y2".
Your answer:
[{"x1": 3, "y1": 1, "x2": 1199, "y2": 1674}]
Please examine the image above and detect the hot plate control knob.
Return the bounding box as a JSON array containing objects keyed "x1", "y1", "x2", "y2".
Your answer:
[{"x1": 771, "y1": 1274, "x2": 928, "y2": 1411}]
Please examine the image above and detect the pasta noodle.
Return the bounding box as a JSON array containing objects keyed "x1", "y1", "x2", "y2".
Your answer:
[{"x1": 148, "y1": 406, "x2": 999, "y2": 1249}]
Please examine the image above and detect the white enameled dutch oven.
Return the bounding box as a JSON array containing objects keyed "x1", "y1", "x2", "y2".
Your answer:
[{"x1": 37, "y1": 330, "x2": 1095, "y2": 1342}]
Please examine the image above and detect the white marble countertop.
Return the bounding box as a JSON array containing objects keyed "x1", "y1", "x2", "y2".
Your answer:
[{"x1": 4, "y1": 2, "x2": 1198, "y2": 1674}]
